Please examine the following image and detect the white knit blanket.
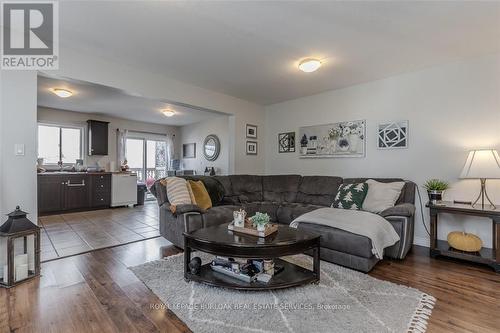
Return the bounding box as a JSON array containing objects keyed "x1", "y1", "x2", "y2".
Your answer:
[{"x1": 290, "y1": 208, "x2": 400, "y2": 259}]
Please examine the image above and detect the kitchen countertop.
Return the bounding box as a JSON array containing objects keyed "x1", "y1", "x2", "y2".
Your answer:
[{"x1": 37, "y1": 171, "x2": 136, "y2": 176}]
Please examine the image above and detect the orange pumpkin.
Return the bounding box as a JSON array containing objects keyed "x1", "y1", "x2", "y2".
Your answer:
[{"x1": 447, "y1": 231, "x2": 482, "y2": 252}]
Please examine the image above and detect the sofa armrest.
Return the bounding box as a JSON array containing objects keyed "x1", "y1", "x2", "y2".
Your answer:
[
  {"x1": 160, "y1": 203, "x2": 205, "y2": 215},
  {"x1": 379, "y1": 203, "x2": 415, "y2": 218}
]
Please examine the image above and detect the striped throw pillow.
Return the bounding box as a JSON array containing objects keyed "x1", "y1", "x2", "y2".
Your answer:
[{"x1": 160, "y1": 177, "x2": 192, "y2": 207}]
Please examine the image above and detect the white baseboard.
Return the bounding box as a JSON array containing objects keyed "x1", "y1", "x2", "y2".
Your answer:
[{"x1": 413, "y1": 236, "x2": 429, "y2": 247}]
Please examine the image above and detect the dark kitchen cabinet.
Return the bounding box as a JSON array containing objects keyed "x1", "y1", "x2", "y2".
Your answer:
[
  {"x1": 38, "y1": 173, "x2": 112, "y2": 215},
  {"x1": 64, "y1": 174, "x2": 90, "y2": 211},
  {"x1": 90, "y1": 174, "x2": 111, "y2": 207},
  {"x1": 38, "y1": 176, "x2": 65, "y2": 213},
  {"x1": 87, "y1": 120, "x2": 109, "y2": 156}
]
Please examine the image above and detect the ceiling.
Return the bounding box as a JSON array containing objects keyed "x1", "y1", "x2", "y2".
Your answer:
[
  {"x1": 37, "y1": 75, "x2": 225, "y2": 126},
  {"x1": 57, "y1": 1, "x2": 500, "y2": 105}
]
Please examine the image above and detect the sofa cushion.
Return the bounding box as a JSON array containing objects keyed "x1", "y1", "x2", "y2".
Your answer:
[
  {"x1": 160, "y1": 177, "x2": 192, "y2": 206},
  {"x1": 296, "y1": 176, "x2": 343, "y2": 206},
  {"x1": 363, "y1": 179, "x2": 405, "y2": 213},
  {"x1": 297, "y1": 222, "x2": 374, "y2": 258},
  {"x1": 276, "y1": 202, "x2": 324, "y2": 225},
  {"x1": 229, "y1": 175, "x2": 263, "y2": 202},
  {"x1": 180, "y1": 175, "x2": 225, "y2": 206},
  {"x1": 188, "y1": 180, "x2": 213, "y2": 210},
  {"x1": 241, "y1": 202, "x2": 279, "y2": 223},
  {"x1": 263, "y1": 175, "x2": 301, "y2": 203},
  {"x1": 203, "y1": 205, "x2": 241, "y2": 227},
  {"x1": 343, "y1": 178, "x2": 415, "y2": 205},
  {"x1": 213, "y1": 176, "x2": 239, "y2": 205},
  {"x1": 332, "y1": 183, "x2": 368, "y2": 210}
]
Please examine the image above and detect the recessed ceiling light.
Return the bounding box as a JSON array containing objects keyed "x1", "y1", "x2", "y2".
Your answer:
[
  {"x1": 162, "y1": 109, "x2": 175, "y2": 117},
  {"x1": 52, "y1": 88, "x2": 73, "y2": 98},
  {"x1": 298, "y1": 59, "x2": 322, "y2": 73}
]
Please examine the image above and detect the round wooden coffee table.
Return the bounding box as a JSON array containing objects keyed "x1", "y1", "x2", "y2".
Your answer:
[{"x1": 183, "y1": 223, "x2": 320, "y2": 290}]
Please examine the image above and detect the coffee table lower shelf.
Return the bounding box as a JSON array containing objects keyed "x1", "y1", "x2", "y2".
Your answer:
[{"x1": 185, "y1": 258, "x2": 318, "y2": 291}]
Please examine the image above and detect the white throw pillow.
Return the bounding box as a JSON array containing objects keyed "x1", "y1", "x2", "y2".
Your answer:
[
  {"x1": 161, "y1": 177, "x2": 192, "y2": 206},
  {"x1": 362, "y1": 179, "x2": 405, "y2": 213}
]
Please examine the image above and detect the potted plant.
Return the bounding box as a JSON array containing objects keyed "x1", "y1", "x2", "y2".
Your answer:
[
  {"x1": 300, "y1": 134, "x2": 308, "y2": 155},
  {"x1": 423, "y1": 179, "x2": 449, "y2": 204},
  {"x1": 251, "y1": 212, "x2": 270, "y2": 232}
]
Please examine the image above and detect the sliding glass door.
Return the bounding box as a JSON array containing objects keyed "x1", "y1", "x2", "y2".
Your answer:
[{"x1": 126, "y1": 138, "x2": 168, "y2": 184}]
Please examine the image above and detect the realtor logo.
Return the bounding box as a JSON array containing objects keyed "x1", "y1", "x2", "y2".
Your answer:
[{"x1": 1, "y1": 1, "x2": 59, "y2": 69}]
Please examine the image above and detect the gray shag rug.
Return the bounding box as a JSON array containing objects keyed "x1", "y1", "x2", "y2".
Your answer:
[{"x1": 130, "y1": 253, "x2": 435, "y2": 333}]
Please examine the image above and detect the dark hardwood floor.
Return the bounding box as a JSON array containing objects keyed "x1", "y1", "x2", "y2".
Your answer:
[{"x1": 1, "y1": 238, "x2": 498, "y2": 333}]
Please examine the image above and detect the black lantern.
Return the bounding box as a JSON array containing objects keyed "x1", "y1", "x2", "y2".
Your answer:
[{"x1": 0, "y1": 206, "x2": 40, "y2": 288}]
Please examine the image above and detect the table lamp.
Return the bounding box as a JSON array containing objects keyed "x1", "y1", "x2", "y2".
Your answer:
[{"x1": 459, "y1": 149, "x2": 500, "y2": 209}]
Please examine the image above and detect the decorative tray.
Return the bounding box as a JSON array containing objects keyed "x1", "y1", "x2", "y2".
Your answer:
[{"x1": 228, "y1": 219, "x2": 278, "y2": 237}]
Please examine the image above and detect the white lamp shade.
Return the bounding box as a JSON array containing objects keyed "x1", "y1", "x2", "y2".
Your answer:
[{"x1": 459, "y1": 149, "x2": 500, "y2": 179}]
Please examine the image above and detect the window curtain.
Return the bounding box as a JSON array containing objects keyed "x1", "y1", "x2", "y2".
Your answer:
[
  {"x1": 116, "y1": 129, "x2": 128, "y2": 169},
  {"x1": 166, "y1": 134, "x2": 174, "y2": 168}
]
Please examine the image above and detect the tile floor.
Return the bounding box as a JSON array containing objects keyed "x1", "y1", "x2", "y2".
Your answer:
[{"x1": 39, "y1": 201, "x2": 161, "y2": 261}]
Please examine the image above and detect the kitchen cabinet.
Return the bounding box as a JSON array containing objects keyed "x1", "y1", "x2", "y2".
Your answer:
[
  {"x1": 38, "y1": 173, "x2": 112, "y2": 214},
  {"x1": 87, "y1": 120, "x2": 109, "y2": 156},
  {"x1": 38, "y1": 175, "x2": 65, "y2": 213},
  {"x1": 64, "y1": 174, "x2": 90, "y2": 211}
]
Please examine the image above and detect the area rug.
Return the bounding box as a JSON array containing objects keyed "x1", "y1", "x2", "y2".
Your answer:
[{"x1": 130, "y1": 253, "x2": 435, "y2": 333}]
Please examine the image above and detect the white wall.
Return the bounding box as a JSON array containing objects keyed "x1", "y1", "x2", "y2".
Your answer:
[
  {"x1": 37, "y1": 107, "x2": 180, "y2": 170},
  {"x1": 265, "y1": 54, "x2": 500, "y2": 247},
  {"x1": 179, "y1": 116, "x2": 230, "y2": 175},
  {"x1": 0, "y1": 71, "x2": 38, "y2": 221},
  {"x1": 49, "y1": 47, "x2": 266, "y2": 175}
]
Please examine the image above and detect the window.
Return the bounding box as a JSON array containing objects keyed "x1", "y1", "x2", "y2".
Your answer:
[{"x1": 38, "y1": 124, "x2": 83, "y2": 164}]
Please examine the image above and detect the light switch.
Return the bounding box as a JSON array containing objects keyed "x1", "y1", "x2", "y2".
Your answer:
[{"x1": 14, "y1": 144, "x2": 25, "y2": 156}]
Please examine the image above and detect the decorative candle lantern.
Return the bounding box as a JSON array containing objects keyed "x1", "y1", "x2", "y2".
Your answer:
[{"x1": 0, "y1": 206, "x2": 40, "y2": 288}]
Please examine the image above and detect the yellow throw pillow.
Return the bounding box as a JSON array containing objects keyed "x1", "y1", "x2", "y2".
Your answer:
[{"x1": 188, "y1": 180, "x2": 212, "y2": 210}]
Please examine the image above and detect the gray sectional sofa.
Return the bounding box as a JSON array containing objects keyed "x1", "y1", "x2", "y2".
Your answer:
[{"x1": 150, "y1": 175, "x2": 416, "y2": 272}]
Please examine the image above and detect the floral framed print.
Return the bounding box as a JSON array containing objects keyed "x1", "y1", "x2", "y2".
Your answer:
[
  {"x1": 378, "y1": 121, "x2": 408, "y2": 149},
  {"x1": 278, "y1": 132, "x2": 295, "y2": 153},
  {"x1": 298, "y1": 120, "x2": 366, "y2": 158},
  {"x1": 246, "y1": 141, "x2": 258, "y2": 155},
  {"x1": 246, "y1": 124, "x2": 257, "y2": 139}
]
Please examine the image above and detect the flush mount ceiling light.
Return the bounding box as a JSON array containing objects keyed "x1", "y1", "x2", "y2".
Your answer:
[
  {"x1": 162, "y1": 109, "x2": 176, "y2": 117},
  {"x1": 298, "y1": 58, "x2": 322, "y2": 73},
  {"x1": 52, "y1": 88, "x2": 73, "y2": 98}
]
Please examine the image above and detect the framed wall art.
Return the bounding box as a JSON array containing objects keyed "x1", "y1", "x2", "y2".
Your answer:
[
  {"x1": 278, "y1": 132, "x2": 295, "y2": 153},
  {"x1": 182, "y1": 143, "x2": 196, "y2": 158},
  {"x1": 378, "y1": 121, "x2": 408, "y2": 149},
  {"x1": 246, "y1": 141, "x2": 258, "y2": 155},
  {"x1": 246, "y1": 124, "x2": 257, "y2": 139},
  {"x1": 298, "y1": 120, "x2": 366, "y2": 158}
]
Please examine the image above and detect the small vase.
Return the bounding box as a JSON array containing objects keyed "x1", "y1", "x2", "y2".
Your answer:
[
  {"x1": 338, "y1": 137, "x2": 350, "y2": 152},
  {"x1": 349, "y1": 135, "x2": 359, "y2": 152},
  {"x1": 300, "y1": 147, "x2": 307, "y2": 155},
  {"x1": 329, "y1": 139, "x2": 337, "y2": 154},
  {"x1": 257, "y1": 224, "x2": 266, "y2": 232},
  {"x1": 428, "y1": 190, "x2": 444, "y2": 205}
]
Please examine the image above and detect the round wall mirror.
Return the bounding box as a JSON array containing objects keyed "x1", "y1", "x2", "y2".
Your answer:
[{"x1": 203, "y1": 134, "x2": 220, "y2": 161}]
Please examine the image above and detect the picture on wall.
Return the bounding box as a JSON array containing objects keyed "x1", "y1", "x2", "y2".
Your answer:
[
  {"x1": 278, "y1": 132, "x2": 295, "y2": 153},
  {"x1": 246, "y1": 141, "x2": 258, "y2": 155},
  {"x1": 378, "y1": 121, "x2": 408, "y2": 149},
  {"x1": 298, "y1": 120, "x2": 365, "y2": 158},
  {"x1": 182, "y1": 143, "x2": 196, "y2": 158},
  {"x1": 246, "y1": 124, "x2": 257, "y2": 138}
]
